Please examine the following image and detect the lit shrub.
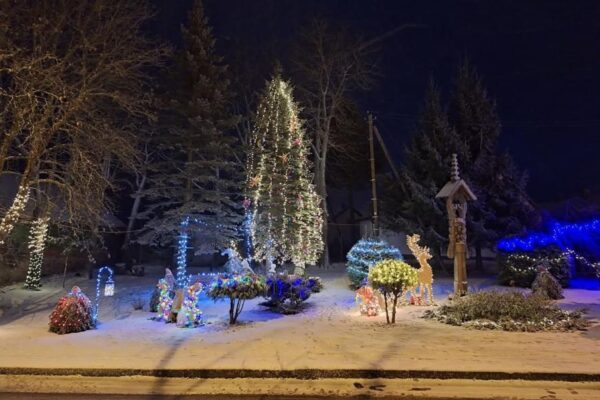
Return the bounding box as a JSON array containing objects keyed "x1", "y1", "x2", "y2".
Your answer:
[
  {"x1": 306, "y1": 276, "x2": 323, "y2": 293},
  {"x1": 208, "y1": 273, "x2": 266, "y2": 324},
  {"x1": 498, "y1": 249, "x2": 571, "y2": 288},
  {"x1": 262, "y1": 274, "x2": 322, "y2": 314},
  {"x1": 149, "y1": 286, "x2": 161, "y2": 312},
  {"x1": 368, "y1": 259, "x2": 418, "y2": 324},
  {"x1": 346, "y1": 238, "x2": 403, "y2": 288},
  {"x1": 49, "y1": 286, "x2": 94, "y2": 334}
]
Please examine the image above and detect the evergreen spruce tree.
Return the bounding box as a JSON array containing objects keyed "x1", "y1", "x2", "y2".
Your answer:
[
  {"x1": 246, "y1": 72, "x2": 323, "y2": 275},
  {"x1": 449, "y1": 60, "x2": 537, "y2": 269},
  {"x1": 382, "y1": 81, "x2": 465, "y2": 258},
  {"x1": 139, "y1": 0, "x2": 242, "y2": 287}
]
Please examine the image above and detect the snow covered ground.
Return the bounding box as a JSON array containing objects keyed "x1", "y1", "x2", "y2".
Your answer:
[{"x1": 0, "y1": 264, "x2": 599, "y2": 373}]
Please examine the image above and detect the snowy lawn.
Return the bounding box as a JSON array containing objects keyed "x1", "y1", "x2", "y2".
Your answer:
[{"x1": 0, "y1": 264, "x2": 599, "y2": 373}]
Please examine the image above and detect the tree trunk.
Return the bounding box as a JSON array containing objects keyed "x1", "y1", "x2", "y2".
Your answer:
[
  {"x1": 475, "y1": 243, "x2": 484, "y2": 273},
  {"x1": 315, "y1": 157, "x2": 329, "y2": 267},
  {"x1": 293, "y1": 262, "x2": 306, "y2": 276},
  {"x1": 62, "y1": 254, "x2": 69, "y2": 288},
  {"x1": 0, "y1": 183, "x2": 31, "y2": 245},
  {"x1": 392, "y1": 293, "x2": 399, "y2": 323},
  {"x1": 234, "y1": 298, "x2": 245, "y2": 324},
  {"x1": 229, "y1": 297, "x2": 235, "y2": 324},
  {"x1": 383, "y1": 292, "x2": 390, "y2": 324},
  {"x1": 122, "y1": 172, "x2": 147, "y2": 251}
]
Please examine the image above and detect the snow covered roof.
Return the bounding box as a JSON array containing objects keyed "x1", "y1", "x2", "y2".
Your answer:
[{"x1": 436, "y1": 179, "x2": 477, "y2": 201}]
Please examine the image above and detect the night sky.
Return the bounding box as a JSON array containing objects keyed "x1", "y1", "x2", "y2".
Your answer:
[{"x1": 153, "y1": 0, "x2": 600, "y2": 203}]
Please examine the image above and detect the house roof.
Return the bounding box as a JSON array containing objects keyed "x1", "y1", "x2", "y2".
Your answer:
[{"x1": 435, "y1": 179, "x2": 477, "y2": 201}]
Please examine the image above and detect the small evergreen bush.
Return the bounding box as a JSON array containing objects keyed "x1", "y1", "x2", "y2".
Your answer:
[
  {"x1": 49, "y1": 286, "x2": 94, "y2": 334},
  {"x1": 262, "y1": 274, "x2": 322, "y2": 314},
  {"x1": 424, "y1": 291, "x2": 588, "y2": 332},
  {"x1": 369, "y1": 259, "x2": 418, "y2": 324},
  {"x1": 498, "y1": 249, "x2": 571, "y2": 288},
  {"x1": 346, "y1": 238, "x2": 403, "y2": 288},
  {"x1": 306, "y1": 276, "x2": 323, "y2": 293},
  {"x1": 208, "y1": 273, "x2": 266, "y2": 324},
  {"x1": 532, "y1": 266, "x2": 564, "y2": 299},
  {"x1": 149, "y1": 287, "x2": 161, "y2": 312}
]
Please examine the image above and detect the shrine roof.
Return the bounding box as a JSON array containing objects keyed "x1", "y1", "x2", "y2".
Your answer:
[{"x1": 435, "y1": 179, "x2": 477, "y2": 201}]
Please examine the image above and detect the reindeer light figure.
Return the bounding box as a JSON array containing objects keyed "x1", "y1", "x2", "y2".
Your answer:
[{"x1": 406, "y1": 234, "x2": 435, "y2": 305}]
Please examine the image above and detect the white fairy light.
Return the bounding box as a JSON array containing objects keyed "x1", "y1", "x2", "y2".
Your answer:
[
  {"x1": 246, "y1": 75, "x2": 323, "y2": 273},
  {"x1": 24, "y1": 216, "x2": 49, "y2": 290},
  {"x1": 0, "y1": 185, "x2": 30, "y2": 244}
]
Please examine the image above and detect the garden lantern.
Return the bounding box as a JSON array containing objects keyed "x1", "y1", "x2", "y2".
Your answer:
[
  {"x1": 94, "y1": 266, "x2": 115, "y2": 322},
  {"x1": 104, "y1": 278, "x2": 115, "y2": 297}
]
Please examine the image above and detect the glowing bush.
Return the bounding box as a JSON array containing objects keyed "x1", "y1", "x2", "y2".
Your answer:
[
  {"x1": 263, "y1": 274, "x2": 322, "y2": 314},
  {"x1": 49, "y1": 286, "x2": 94, "y2": 334},
  {"x1": 208, "y1": 273, "x2": 266, "y2": 324},
  {"x1": 369, "y1": 259, "x2": 418, "y2": 324},
  {"x1": 346, "y1": 238, "x2": 402, "y2": 288},
  {"x1": 498, "y1": 249, "x2": 571, "y2": 288}
]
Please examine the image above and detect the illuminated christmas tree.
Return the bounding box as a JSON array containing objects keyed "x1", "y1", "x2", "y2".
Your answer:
[{"x1": 246, "y1": 73, "x2": 323, "y2": 275}]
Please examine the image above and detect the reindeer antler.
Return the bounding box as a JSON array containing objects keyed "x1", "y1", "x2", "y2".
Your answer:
[{"x1": 406, "y1": 234, "x2": 432, "y2": 259}]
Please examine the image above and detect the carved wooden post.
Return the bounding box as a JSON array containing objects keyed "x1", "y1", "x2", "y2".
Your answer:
[{"x1": 436, "y1": 154, "x2": 477, "y2": 297}]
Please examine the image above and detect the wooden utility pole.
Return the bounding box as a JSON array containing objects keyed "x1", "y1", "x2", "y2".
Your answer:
[
  {"x1": 368, "y1": 112, "x2": 379, "y2": 237},
  {"x1": 373, "y1": 125, "x2": 400, "y2": 181}
]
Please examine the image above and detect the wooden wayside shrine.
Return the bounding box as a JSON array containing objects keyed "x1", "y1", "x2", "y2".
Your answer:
[{"x1": 436, "y1": 154, "x2": 477, "y2": 297}]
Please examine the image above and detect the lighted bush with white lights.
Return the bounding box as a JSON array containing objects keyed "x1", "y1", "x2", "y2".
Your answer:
[
  {"x1": 346, "y1": 238, "x2": 403, "y2": 288},
  {"x1": 498, "y1": 249, "x2": 571, "y2": 288},
  {"x1": 368, "y1": 259, "x2": 418, "y2": 324}
]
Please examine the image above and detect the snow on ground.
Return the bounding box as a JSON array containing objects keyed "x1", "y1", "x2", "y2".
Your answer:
[{"x1": 0, "y1": 264, "x2": 599, "y2": 373}]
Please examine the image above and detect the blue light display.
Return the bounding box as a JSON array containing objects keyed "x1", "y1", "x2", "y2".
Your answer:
[
  {"x1": 498, "y1": 218, "x2": 600, "y2": 252},
  {"x1": 498, "y1": 218, "x2": 600, "y2": 279}
]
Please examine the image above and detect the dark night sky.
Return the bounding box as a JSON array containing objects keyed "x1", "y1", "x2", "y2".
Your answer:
[{"x1": 153, "y1": 0, "x2": 600, "y2": 203}]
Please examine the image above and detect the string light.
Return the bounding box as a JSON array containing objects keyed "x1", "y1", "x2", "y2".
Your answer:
[
  {"x1": 498, "y1": 218, "x2": 600, "y2": 252},
  {"x1": 176, "y1": 282, "x2": 203, "y2": 328},
  {"x1": 24, "y1": 217, "x2": 49, "y2": 290},
  {"x1": 242, "y1": 209, "x2": 253, "y2": 260},
  {"x1": 346, "y1": 238, "x2": 403, "y2": 287},
  {"x1": 506, "y1": 250, "x2": 600, "y2": 277},
  {"x1": 0, "y1": 185, "x2": 30, "y2": 244},
  {"x1": 368, "y1": 259, "x2": 419, "y2": 324},
  {"x1": 93, "y1": 266, "x2": 114, "y2": 323},
  {"x1": 498, "y1": 219, "x2": 600, "y2": 277},
  {"x1": 245, "y1": 76, "x2": 323, "y2": 273},
  {"x1": 176, "y1": 217, "x2": 190, "y2": 289},
  {"x1": 49, "y1": 286, "x2": 94, "y2": 334}
]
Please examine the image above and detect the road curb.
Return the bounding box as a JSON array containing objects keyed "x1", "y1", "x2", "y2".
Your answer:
[{"x1": 1, "y1": 367, "x2": 599, "y2": 382}]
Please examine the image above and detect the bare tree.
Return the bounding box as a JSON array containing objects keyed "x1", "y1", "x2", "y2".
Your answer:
[
  {"x1": 293, "y1": 19, "x2": 377, "y2": 265},
  {"x1": 294, "y1": 19, "x2": 422, "y2": 265},
  {"x1": 0, "y1": 0, "x2": 168, "y2": 244}
]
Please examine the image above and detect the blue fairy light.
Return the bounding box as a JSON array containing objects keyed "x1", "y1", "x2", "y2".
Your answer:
[{"x1": 93, "y1": 266, "x2": 114, "y2": 323}]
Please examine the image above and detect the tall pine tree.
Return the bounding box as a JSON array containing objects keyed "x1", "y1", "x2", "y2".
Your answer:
[
  {"x1": 449, "y1": 60, "x2": 537, "y2": 270},
  {"x1": 382, "y1": 80, "x2": 465, "y2": 261},
  {"x1": 246, "y1": 72, "x2": 323, "y2": 275},
  {"x1": 139, "y1": 0, "x2": 242, "y2": 285}
]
